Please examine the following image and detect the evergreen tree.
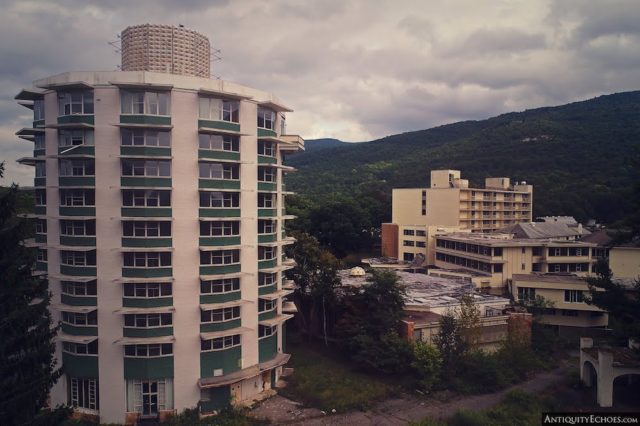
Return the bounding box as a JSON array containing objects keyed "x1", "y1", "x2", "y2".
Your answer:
[{"x1": 0, "y1": 162, "x2": 60, "y2": 425}]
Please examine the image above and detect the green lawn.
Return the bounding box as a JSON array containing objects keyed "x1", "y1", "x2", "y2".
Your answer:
[{"x1": 281, "y1": 340, "x2": 394, "y2": 412}]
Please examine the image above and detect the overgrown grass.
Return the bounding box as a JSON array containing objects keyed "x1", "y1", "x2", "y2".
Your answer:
[{"x1": 280, "y1": 340, "x2": 394, "y2": 412}]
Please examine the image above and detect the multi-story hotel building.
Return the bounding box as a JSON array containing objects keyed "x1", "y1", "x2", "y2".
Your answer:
[
  {"x1": 14, "y1": 24, "x2": 303, "y2": 424},
  {"x1": 382, "y1": 169, "x2": 533, "y2": 263}
]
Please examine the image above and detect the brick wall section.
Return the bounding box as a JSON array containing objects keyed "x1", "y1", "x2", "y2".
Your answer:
[{"x1": 381, "y1": 223, "x2": 399, "y2": 258}]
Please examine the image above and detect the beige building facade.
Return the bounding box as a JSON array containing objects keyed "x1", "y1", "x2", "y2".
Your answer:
[
  {"x1": 384, "y1": 170, "x2": 533, "y2": 263},
  {"x1": 15, "y1": 27, "x2": 302, "y2": 423}
]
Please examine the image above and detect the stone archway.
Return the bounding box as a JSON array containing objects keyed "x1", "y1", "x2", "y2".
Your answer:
[
  {"x1": 612, "y1": 373, "x2": 640, "y2": 408},
  {"x1": 582, "y1": 361, "x2": 598, "y2": 387}
]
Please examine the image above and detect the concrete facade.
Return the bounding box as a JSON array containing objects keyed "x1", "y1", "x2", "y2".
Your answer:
[{"x1": 15, "y1": 62, "x2": 302, "y2": 422}]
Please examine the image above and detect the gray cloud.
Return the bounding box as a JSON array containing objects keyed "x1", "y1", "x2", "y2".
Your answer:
[{"x1": 1, "y1": 0, "x2": 639, "y2": 185}]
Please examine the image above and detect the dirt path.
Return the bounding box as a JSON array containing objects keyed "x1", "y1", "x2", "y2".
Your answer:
[{"x1": 251, "y1": 363, "x2": 572, "y2": 425}]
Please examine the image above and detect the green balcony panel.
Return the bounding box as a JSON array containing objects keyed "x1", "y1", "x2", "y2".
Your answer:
[
  {"x1": 257, "y1": 128, "x2": 277, "y2": 138},
  {"x1": 59, "y1": 206, "x2": 96, "y2": 217},
  {"x1": 123, "y1": 327, "x2": 173, "y2": 338},
  {"x1": 198, "y1": 119, "x2": 240, "y2": 133},
  {"x1": 199, "y1": 264, "x2": 241, "y2": 276},
  {"x1": 61, "y1": 294, "x2": 97, "y2": 306},
  {"x1": 122, "y1": 237, "x2": 172, "y2": 248},
  {"x1": 257, "y1": 182, "x2": 276, "y2": 192},
  {"x1": 35, "y1": 261, "x2": 48, "y2": 271},
  {"x1": 258, "y1": 208, "x2": 276, "y2": 218},
  {"x1": 60, "y1": 265, "x2": 97, "y2": 277},
  {"x1": 33, "y1": 119, "x2": 45, "y2": 128},
  {"x1": 258, "y1": 259, "x2": 277, "y2": 270},
  {"x1": 258, "y1": 310, "x2": 277, "y2": 322},
  {"x1": 258, "y1": 284, "x2": 276, "y2": 296},
  {"x1": 198, "y1": 150, "x2": 240, "y2": 161},
  {"x1": 199, "y1": 208, "x2": 240, "y2": 218},
  {"x1": 59, "y1": 176, "x2": 95, "y2": 187},
  {"x1": 60, "y1": 235, "x2": 96, "y2": 247},
  {"x1": 198, "y1": 179, "x2": 240, "y2": 190},
  {"x1": 120, "y1": 115, "x2": 171, "y2": 126},
  {"x1": 259, "y1": 333, "x2": 278, "y2": 363},
  {"x1": 122, "y1": 267, "x2": 173, "y2": 278},
  {"x1": 200, "y1": 319, "x2": 241, "y2": 333},
  {"x1": 120, "y1": 146, "x2": 171, "y2": 157},
  {"x1": 58, "y1": 115, "x2": 95, "y2": 125},
  {"x1": 124, "y1": 356, "x2": 174, "y2": 380},
  {"x1": 258, "y1": 233, "x2": 276, "y2": 244},
  {"x1": 58, "y1": 146, "x2": 95, "y2": 156},
  {"x1": 121, "y1": 177, "x2": 172, "y2": 187},
  {"x1": 121, "y1": 207, "x2": 172, "y2": 218},
  {"x1": 62, "y1": 353, "x2": 99, "y2": 378},
  {"x1": 200, "y1": 346, "x2": 241, "y2": 379},
  {"x1": 199, "y1": 291, "x2": 241, "y2": 304},
  {"x1": 34, "y1": 206, "x2": 46, "y2": 215},
  {"x1": 34, "y1": 177, "x2": 46, "y2": 187},
  {"x1": 257, "y1": 155, "x2": 277, "y2": 164},
  {"x1": 61, "y1": 323, "x2": 98, "y2": 336},
  {"x1": 35, "y1": 233, "x2": 47, "y2": 243},
  {"x1": 122, "y1": 297, "x2": 173, "y2": 308},
  {"x1": 199, "y1": 236, "x2": 240, "y2": 247},
  {"x1": 200, "y1": 387, "x2": 231, "y2": 412},
  {"x1": 34, "y1": 148, "x2": 46, "y2": 157}
]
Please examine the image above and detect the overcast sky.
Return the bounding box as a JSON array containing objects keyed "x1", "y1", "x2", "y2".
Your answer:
[{"x1": 1, "y1": 0, "x2": 639, "y2": 185}]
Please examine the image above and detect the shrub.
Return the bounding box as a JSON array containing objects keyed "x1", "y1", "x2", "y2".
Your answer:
[{"x1": 412, "y1": 342, "x2": 442, "y2": 391}]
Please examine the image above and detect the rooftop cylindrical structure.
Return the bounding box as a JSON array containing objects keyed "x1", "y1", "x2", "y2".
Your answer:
[{"x1": 121, "y1": 24, "x2": 211, "y2": 77}]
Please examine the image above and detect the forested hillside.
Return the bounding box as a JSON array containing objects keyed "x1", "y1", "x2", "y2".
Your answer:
[{"x1": 287, "y1": 91, "x2": 640, "y2": 227}]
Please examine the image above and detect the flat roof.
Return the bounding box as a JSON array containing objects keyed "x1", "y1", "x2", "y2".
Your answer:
[
  {"x1": 436, "y1": 232, "x2": 596, "y2": 247},
  {"x1": 512, "y1": 273, "x2": 587, "y2": 284}
]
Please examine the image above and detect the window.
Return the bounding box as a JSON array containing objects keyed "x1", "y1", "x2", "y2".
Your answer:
[
  {"x1": 35, "y1": 162, "x2": 46, "y2": 177},
  {"x1": 121, "y1": 90, "x2": 170, "y2": 116},
  {"x1": 122, "y1": 190, "x2": 171, "y2": 207},
  {"x1": 258, "y1": 167, "x2": 275, "y2": 182},
  {"x1": 199, "y1": 191, "x2": 238, "y2": 208},
  {"x1": 564, "y1": 290, "x2": 584, "y2": 303},
  {"x1": 403, "y1": 240, "x2": 415, "y2": 247},
  {"x1": 416, "y1": 241, "x2": 426, "y2": 248},
  {"x1": 61, "y1": 220, "x2": 96, "y2": 236},
  {"x1": 280, "y1": 114, "x2": 286, "y2": 135},
  {"x1": 62, "y1": 280, "x2": 97, "y2": 296},
  {"x1": 258, "y1": 246, "x2": 276, "y2": 261},
  {"x1": 35, "y1": 189, "x2": 46, "y2": 206},
  {"x1": 124, "y1": 344, "x2": 173, "y2": 357},
  {"x1": 561, "y1": 309, "x2": 579, "y2": 317},
  {"x1": 517, "y1": 287, "x2": 536, "y2": 302},
  {"x1": 198, "y1": 163, "x2": 238, "y2": 180},
  {"x1": 257, "y1": 108, "x2": 275, "y2": 130},
  {"x1": 403, "y1": 229, "x2": 415, "y2": 236},
  {"x1": 198, "y1": 134, "x2": 239, "y2": 152},
  {"x1": 61, "y1": 250, "x2": 96, "y2": 266},
  {"x1": 259, "y1": 325, "x2": 277, "y2": 338},
  {"x1": 200, "y1": 249, "x2": 240, "y2": 265},
  {"x1": 258, "y1": 298, "x2": 276, "y2": 313},
  {"x1": 37, "y1": 248, "x2": 48, "y2": 262},
  {"x1": 123, "y1": 252, "x2": 172, "y2": 268},
  {"x1": 62, "y1": 310, "x2": 97, "y2": 326},
  {"x1": 34, "y1": 134, "x2": 45, "y2": 150},
  {"x1": 200, "y1": 221, "x2": 239, "y2": 236},
  {"x1": 258, "y1": 193, "x2": 275, "y2": 208},
  {"x1": 127, "y1": 379, "x2": 173, "y2": 415},
  {"x1": 123, "y1": 221, "x2": 171, "y2": 237},
  {"x1": 403, "y1": 252, "x2": 414, "y2": 262},
  {"x1": 416, "y1": 230, "x2": 426, "y2": 237},
  {"x1": 198, "y1": 97, "x2": 239, "y2": 122},
  {"x1": 124, "y1": 282, "x2": 172, "y2": 298},
  {"x1": 258, "y1": 273, "x2": 276, "y2": 287},
  {"x1": 258, "y1": 220, "x2": 275, "y2": 234},
  {"x1": 121, "y1": 129, "x2": 170, "y2": 147},
  {"x1": 124, "y1": 313, "x2": 172, "y2": 328},
  {"x1": 201, "y1": 306, "x2": 240, "y2": 323},
  {"x1": 200, "y1": 334, "x2": 240, "y2": 351},
  {"x1": 521, "y1": 263, "x2": 526, "y2": 271},
  {"x1": 59, "y1": 159, "x2": 95, "y2": 177},
  {"x1": 121, "y1": 160, "x2": 171, "y2": 177},
  {"x1": 34, "y1": 99, "x2": 45, "y2": 121},
  {"x1": 60, "y1": 189, "x2": 95, "y2": 206},
  {"x1": 532, "y1": 247, "x2": 543, "y2": 256},
  {"x1": 493, "y1": 247, "x2": 503, "y2": 256},
  {"x1": 63, "y1": 341, "x2": 98, "y2": 355},
  {"x1": 70, "y1": 377, "x2": 98, "y2": 411},
  {"x1": 200, "y1": 278, "x2": 240, "y2": 294},
  {"x1": 258, "y1": 140, "x2": 275, "y2": 157},
  {"x1": 34, "y1": 219, "x2": 47, "y2": 234},
  {"x1": 58, "y1": 91, "x2": 94, "y2": 116},
  {"x1": 59, "y1": 130, "x2": 94, "y2": 147}
]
